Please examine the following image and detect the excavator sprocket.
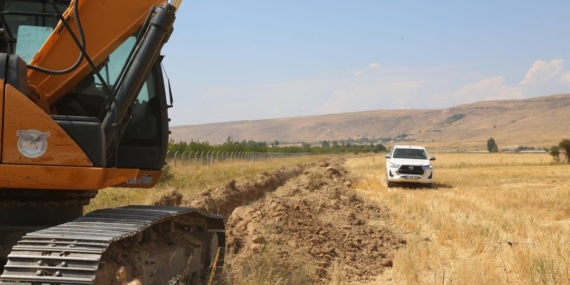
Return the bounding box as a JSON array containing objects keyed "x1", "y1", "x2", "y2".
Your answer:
[{"x1": 0, "y1": 206, "x2": 225, "y2": 285}]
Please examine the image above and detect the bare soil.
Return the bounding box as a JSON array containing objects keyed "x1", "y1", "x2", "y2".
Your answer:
[
  {"x1": 184, "y1": 163, "x2": 306, "y2": 219},
  {"x1": 154, "y1": 159, "x2": 405, "y2": 283},
  {"x1": 153, "y1": 190, "x2": 184, "y2": 207},
  {"x1": 223, "y1": 159, "x2": 405, "y2": 283}
]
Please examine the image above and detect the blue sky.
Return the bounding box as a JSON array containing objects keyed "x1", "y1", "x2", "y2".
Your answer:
[{"x1": 162, "y1": 0, "x2": 570, "y2": 125}]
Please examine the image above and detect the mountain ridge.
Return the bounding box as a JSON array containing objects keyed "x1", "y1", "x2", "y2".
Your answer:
[{"x1": 170, "y1": 94, "x2": 570, "y2": 150}]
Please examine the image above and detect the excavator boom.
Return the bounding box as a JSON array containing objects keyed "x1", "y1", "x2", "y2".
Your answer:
[{"x1": 24, "y1": 0, "x2": 173, "y2": 113}]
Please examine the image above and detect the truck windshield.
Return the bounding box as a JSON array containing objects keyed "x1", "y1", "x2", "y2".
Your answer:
[
  {"x1": 393, "y1": 149, "x2": 428, "y2": 159},
  {"x1": 1, "y1": 0, "x2": 69, "y2": 62}
]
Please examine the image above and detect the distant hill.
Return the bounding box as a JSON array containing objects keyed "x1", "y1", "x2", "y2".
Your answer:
[{"x1": 170, "y1": 94, "x2": 570, "y2": 151}]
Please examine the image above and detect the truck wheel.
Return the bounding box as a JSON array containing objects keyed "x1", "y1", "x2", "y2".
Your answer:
[{"x1": 386, "y1": 175, "x2": 394, "y2": 188}]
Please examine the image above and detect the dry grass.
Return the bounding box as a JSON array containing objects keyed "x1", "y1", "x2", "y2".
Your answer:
[
  {"x1": 346, "y1": 153, "x2": 570, "y2": 285},
  {"x1": 85, "y1": 155, "x2": 327, "y2": 213},
  {"x1": 86, "y1": 152, "x2": 570, "y2": 284},
  {"x1": 222, "y1": 244, "x2": 316, "y2": 285}
]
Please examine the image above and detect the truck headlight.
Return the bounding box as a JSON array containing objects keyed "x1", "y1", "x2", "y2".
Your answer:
[
  {"x1": 422, "y1": 165, "x2": 432, "y2": 171},
  {"x1": 389, "y1": 162, "x2": 400, "y2": 168}
]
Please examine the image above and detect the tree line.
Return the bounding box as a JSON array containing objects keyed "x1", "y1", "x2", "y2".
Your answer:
[{"x1": 168, "y1": 138, "x2": 387, "y2": 154}]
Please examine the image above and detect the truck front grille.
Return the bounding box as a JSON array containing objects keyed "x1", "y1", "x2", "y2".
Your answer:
[{"x1": 398, "y1": 165, "x2": 424, "y2": 175}]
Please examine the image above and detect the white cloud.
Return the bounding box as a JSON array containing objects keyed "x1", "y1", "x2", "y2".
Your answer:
[
  {"x1": 436, "y1": 76, "x2": 524, "y2": 106},
  {"x1": 368, "y1": 62, "x2": 380, "y2": 68},
  {"x1": 172, "y1": 58, "x2": 570, "y2": 125},
  {"x1": 436, "y1": 59, "x2": 570, "y2": 107},
  {"x1": 317, "y1": 80, "x2": 426, "y2": 114},
  {"x1": 519, "y1": 59, "x2": 564, "y2": 85}
]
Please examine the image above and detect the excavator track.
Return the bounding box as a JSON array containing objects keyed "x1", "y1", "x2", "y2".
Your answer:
[{"x1": 0, "y1": 205, "x2": 225, "y2": 285}]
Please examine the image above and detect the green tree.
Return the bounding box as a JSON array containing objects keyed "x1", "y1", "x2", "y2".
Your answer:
[
  {"x1": 558, "y1": 139, "x2": 570, "y2": 163},
  {"x1": 374, "y1": 143, "x2": 387, "y2": 153},
  {"x1": 168, "y1": 138, "x2": 391, "y2": 156},
  {"x1": 487, "y1": 137, "x2": 498, "y2": 153},
  {"x1": 301, "y1": 142, "x2": 311, "y2": 149},
  {"x1": 321, "y1": 140, "x2": 330, "y2": 148},
  {"x1": 271, "y1": 140, "x2": 279, "y2": 148},
  {"x1": 549, "y1": 146, "x2": 561, "y2": 163}
]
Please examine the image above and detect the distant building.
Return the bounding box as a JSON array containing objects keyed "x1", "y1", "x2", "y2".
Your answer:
[{"x1": 503, "y1": 145, "x2": 545, "y2": 153}]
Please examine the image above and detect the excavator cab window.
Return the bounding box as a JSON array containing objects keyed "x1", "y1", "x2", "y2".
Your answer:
[
  {"x1": 57, "y1": 33, "x2": 168, "y2": 169},
  {"x1": 0, "y1": 0, "x2": 69, "y2": 56},
  {"x1": 60, "y1": 36, "x2": 138, "y2": 119}
]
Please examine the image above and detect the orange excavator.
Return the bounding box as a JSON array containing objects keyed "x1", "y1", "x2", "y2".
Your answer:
[{"x1": 0, "y1": 0, "x2": 225, "y2": 284}]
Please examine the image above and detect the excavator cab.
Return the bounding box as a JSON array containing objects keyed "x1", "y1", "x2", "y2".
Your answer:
[
  {"x1": 0, "y1": 0, "x2": 170, "y2": 175},
  {"x1": 56, "y1": 36, "x2": 170, "y2": 171}
]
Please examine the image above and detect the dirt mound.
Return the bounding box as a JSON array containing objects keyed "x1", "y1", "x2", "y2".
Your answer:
[
  {"x1": 153, "y1": 190, "x2": 183, "y2": 206},
  {"x1": 149, "y1": 159, "x2": 405, "y2": 283},
  {"x1": 225, "y1": 160, "x2": 406, "y2": 283},
  {"x1": 186, "y1": 164, "x2": 307, "y2": 219}
]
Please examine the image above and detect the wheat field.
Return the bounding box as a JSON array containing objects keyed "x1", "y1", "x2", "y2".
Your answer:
[{"x1": 346, "y1": 153, "x2": 570, "y2": 285}]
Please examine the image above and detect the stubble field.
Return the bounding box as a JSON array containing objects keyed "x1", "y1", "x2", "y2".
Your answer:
[
  {"x1": 347, "y1": 153, "x2": 570, "y2": 285},
  {"x1": 86, "y1": 152, "x2": 570, "y2": 284}
]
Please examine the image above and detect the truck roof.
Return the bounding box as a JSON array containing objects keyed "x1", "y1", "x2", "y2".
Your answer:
[{"x1": 392, "y1": 145, "x2": 427, "y2": 150}]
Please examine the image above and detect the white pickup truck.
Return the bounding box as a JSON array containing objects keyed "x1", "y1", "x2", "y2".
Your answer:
[{"x1": 385, "y1": 145, "x2": 435, "y2": 188}]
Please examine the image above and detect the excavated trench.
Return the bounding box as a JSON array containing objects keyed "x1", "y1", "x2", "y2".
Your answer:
[{"x1": 155, "y1": 159, "x2": 406, "y2": 284}]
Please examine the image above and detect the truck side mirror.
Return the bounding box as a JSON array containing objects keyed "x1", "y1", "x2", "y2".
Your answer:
[
  {"x1": 385, "y1": 155, "x2": 391, "y2": 158},
  {"x1": 430, "y1": 156, "x2": 436, "y2": 161}
]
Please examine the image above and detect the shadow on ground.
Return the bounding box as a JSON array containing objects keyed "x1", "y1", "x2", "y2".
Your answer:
[{"x1": 393, "y1": 182, "x2": 453, "y2": 190}]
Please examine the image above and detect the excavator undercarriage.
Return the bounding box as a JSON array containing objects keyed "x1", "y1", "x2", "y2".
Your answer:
[
  {"x1": 1, "y1": 206, "x2": 225, "y2": 284},
  {"x1": 0, "y1": 191, "x2": 225, "y2": 284}
]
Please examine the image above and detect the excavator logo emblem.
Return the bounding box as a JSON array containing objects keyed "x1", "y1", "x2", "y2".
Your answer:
[{"x1": 16, "y1": 130, "x2": 51, "y2": 158}]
